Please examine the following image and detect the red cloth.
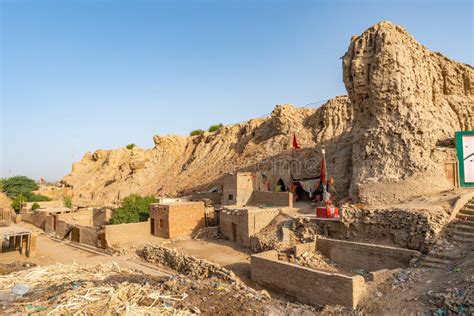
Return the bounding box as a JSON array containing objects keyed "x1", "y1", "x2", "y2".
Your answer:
[{"x1": 320, "y1": 153, "x2": 327, "y2": 184}]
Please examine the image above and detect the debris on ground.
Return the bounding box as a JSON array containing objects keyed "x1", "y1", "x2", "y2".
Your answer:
[
  {"x1": 0, "y1": 262, "x2": 281, "y2": 314},
  {"x1": 294, "y1": 251, "x2": 341, "y2": 272},
  {"x1": 141, "y1": 244, "x2": 237, "y2": 282},
  {"x1": 0, "y1": 262, "x2": 36, "y2": 275}
]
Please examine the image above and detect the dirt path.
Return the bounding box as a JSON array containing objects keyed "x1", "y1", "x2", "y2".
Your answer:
[
  {"x1": 0, "y1": 223, "x2": 170, "y2": 277},
  {"x1": 164, "y1": 238, "x2": 252, "y2": 282}
]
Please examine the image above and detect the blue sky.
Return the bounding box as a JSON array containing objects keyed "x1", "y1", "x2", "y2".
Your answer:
[{"x1": 1, "y1": 0, "x2": 473, "y2": 181}]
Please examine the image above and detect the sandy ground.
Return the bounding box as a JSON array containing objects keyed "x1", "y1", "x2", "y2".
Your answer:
[
  {"x1": 0, "y1": 223, "x2": 170, "y2": 277},
  {"x1": 163, "y1": 238, "x2": 253, "y2": 282}
]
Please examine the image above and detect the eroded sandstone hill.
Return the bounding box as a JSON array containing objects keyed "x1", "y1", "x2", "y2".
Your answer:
[{"x1": 62, "y1": 21, "x2": 473, "y2": 207}]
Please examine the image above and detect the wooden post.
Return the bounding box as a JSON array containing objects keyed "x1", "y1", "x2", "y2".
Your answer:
[
  {"x1": 15, "y1": 235, "x2": 21, "y2": 250},
  {"x1": 21, "y1": 235, "x2": 28, "y2": 255},
  {"x1": 27, "y1": 233, "x2": 37, "y2": 258}
]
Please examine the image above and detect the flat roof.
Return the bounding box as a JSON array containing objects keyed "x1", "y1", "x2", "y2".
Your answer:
[{"x1": 0, "y1": 224, "x2": 32, "y2": 237}]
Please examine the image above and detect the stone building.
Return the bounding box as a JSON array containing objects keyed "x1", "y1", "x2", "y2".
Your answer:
[{"x1": 149, "y1": 202, "x2": 205, "y2": 239}]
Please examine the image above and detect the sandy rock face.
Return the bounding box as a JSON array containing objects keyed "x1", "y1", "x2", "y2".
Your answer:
[
  {"x1": 343, "y1": 21, "x2": 473, "y2": 204},
  {"x1": 62, "y1": 21, "x2": 472, "y2": 207}
]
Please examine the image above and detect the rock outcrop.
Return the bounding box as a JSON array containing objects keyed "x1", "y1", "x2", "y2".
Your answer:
[{"x1": 62, "y1": 21, "x2": 473, "y2": 207}]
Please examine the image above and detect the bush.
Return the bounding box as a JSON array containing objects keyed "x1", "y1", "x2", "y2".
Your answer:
[
  {"x1": 11, "y1": 194, "x2": 27, "y2": 212},
  {"x1": 189, "y1": 129, "x2": 204, "y2": 136},
  {"x1": 31, "y1": 202, "x2": 40, "y2": 211},
  {"x1": 63, "y1": 196, "x2": 73, "y2": 209},
  {"x1": 126, "y1": 143, "x2": 136, "y2": 150},
  {"x1": 208, "y1": 123, "x2": 223, "y2": 133},
  {"x1": 110, "y1": 194, "x2": 156, "y2": 225},
  {"x1": 2, "y1": 176, "x2": 39, "y2": 199},
  {"x1": 26, "y1": 192, "x2": 51, "y2": 202}
]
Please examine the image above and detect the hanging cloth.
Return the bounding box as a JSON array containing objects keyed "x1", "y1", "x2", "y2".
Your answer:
[{"x1": 299, "y1": 179, "x2": 319, "y2": 197}]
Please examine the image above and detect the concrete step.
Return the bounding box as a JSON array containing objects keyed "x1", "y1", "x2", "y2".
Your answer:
[
  {"x1": 452, "y1": 235, "x2": 474, "y2": 243},
  {"x1": 453, "y1": 230, "x2": 474, "y2": 239},
  {"x1": 426, "y1": 252, "x2": 460, "y2": 261},
  {"x1": 456, "y1": 224, "x2": 474, "y2": 233},
  {"x1": 422, "y1": 261, "x2": 447, "y2": 269},
  {"x1": 460, "y1": 208, "x2": 474, "y2": 216},
  {"x1": 454, "y1": 219, "x2": 474, "y2": 227},
  {"x1": 423, "y1": 256, "x2": 451, "y2": 265},
  {"x1": 456, "y1": 214, "x2": 474, "y2": 221}
]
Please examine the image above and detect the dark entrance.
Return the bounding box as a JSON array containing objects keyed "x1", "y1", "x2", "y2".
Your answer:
[
  {"x1": 231, "y1": 223, "x2": 237, "y2": 242},
  {"x1": 150, "y1": 218, "x2": 155, "y2": 235},
  {"x1": 277, "y1": 179, "x2": 287, "y2": 192}
]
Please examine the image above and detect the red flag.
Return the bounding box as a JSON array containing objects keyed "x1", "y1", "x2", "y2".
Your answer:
[
  {"x1": 320, "y1": 149, "x2": 327, "y2": 184},
  {"x1": 292, "y1": 134, "x2": 300, "y2": 150}
]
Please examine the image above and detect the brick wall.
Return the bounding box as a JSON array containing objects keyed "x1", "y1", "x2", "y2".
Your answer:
[
  {"x1": 92, "y1": 208, "x2": 112, "y2": 226},
  {"x1": 220, "y1": 209, "x2": 249, "y2": 245},
  {"x1": 220, "y1": 207, "x2": 279, "y2": 247},
  {"x1": 251, "y1": 250, "x2": 366, "y2": 309},
  {"x1": 150, "y1": 202, "x2": 205, "y2": 239},
  {"x1": 316, "y1": 237, "x2": 420, "y2": 271},
  {"x1": 221, "y1": 174, "x2": 237, "y2": 205},
  {"x1": 78, "y1": 226, "x2": 100, "y2": 247},
  {"x1": 236, "y1": 173, "x2": 255, "y2": 205},
  {"x1": 104, "y1": 220, "x2": 151, "y2": 248},
  {"x1": 249, "y1": 191, "x2": 293, "y2": 208}
]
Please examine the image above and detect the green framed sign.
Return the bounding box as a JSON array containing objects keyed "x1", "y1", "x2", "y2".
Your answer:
[{"x1": 455, "y1": 131, "x2": 474, "y2": 187}]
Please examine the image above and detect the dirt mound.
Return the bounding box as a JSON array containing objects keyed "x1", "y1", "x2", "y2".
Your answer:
[{"x1": 62, "y1": 21, "x2": 473, "y2": 207}]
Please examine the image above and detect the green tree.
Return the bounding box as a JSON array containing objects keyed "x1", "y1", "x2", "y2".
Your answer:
[
  {"x1": 25, "y1": 192, "x2": 52, "y2": 202},
  {"x1": 63, "y1": 196, "x2": 73, "y2": 209},
  {"x1": 2, "y1": 176, "x2": 39, "y2": 199},
  {"x1": 189, "y1": 129, "x2": 204, "y2": 136},
  {"x1": 208, "y1": 123, "x2": 223, "y2": 133},
  {"x1": 11, "y1": 194, "x2": 27, "y2": 213},
  {"x1": 109, "y1": 194, "x2": 156, "y2": 224},
  {"x1": 31, "y1": 202, "x2": 41, "y2": 211},
  {"x1": 126, "y1": 143, "x2": 136, "y2": 150}
]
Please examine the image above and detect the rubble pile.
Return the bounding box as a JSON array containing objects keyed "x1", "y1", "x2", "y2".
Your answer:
[
  {"x1": 141, "y1": 244, "x2": 237, "y2": 282},
  {"x1": 192, "y1": 226, "x2": 224, "y2": 240},
  {"x1": 292, "y1": 205, "x2": 450, "y2": 252},
  {"x1": 0, "y1": 262, "x2": 286, "y2": 315},
  {"x1": 294, "y1": 251, "x2": 340, "y2": 272},
  {"x1": 250, "y1": 214, "x2": 294, "y2": 252}
]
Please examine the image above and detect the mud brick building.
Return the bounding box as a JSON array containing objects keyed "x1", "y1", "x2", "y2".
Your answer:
[{"x1": 149, "y1": 202, "x2": 205, "y2": 239}]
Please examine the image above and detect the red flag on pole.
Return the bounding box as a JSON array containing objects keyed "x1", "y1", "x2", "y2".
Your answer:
[{"x1": 320, "y1": 149, "x2": 327, "y2": 185}]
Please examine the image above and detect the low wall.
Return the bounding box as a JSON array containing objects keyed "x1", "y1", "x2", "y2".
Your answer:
[
  {"x1": 251, "y1": 250, "x2": 366, "y2": 309},
  {"x1": 103, "y1": 220, "x2": 151, "y2": 248},
  {"x1": 316, "y1": 237, "x2": 420, "y2": 271},
  {"x1": 249, "y1": 191, "x2": 293, "y2": 208},
  {"x1": 20, "y1": 211, "x2": 47, "y2": 229}
]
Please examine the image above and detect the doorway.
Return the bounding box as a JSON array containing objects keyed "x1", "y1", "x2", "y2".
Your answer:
[
  {"x1": 444, "y1": 162, "x2": 458, "y2": 187},
  {"x1": 150, "y1": 218, "x2": 155, "y2": 235},
  {"x1": 231, "y1": 223, "x2": 237, "y2": 242}
]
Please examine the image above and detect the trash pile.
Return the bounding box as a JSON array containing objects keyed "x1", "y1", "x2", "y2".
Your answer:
[
  {"x1": 0, "y1": 262, "x2": 277, "y2": 315},
  {"x1": 425, "y1": 285, "x2": 472, "y2": 315},
  {"x1": 141, "y1": 244, "x2": 237, "y2": 282}
]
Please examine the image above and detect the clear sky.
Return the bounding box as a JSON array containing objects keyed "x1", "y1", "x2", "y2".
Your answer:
[{"x1": 1, "y1": 0, "x2": 473, "y2": 181}]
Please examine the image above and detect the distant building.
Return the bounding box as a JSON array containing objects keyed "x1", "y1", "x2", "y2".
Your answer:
[{"x1": 149, "y1": 202, "x2": 205, "y2": 239}]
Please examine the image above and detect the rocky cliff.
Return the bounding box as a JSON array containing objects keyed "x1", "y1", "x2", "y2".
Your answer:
[{"x1": 62, "y1": 21, "x2": 473, "y2": 207}]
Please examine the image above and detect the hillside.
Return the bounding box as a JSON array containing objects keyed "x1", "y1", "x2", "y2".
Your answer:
[{"x1": 62, "y1": 21, "x2": 473, "y2": 207}]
